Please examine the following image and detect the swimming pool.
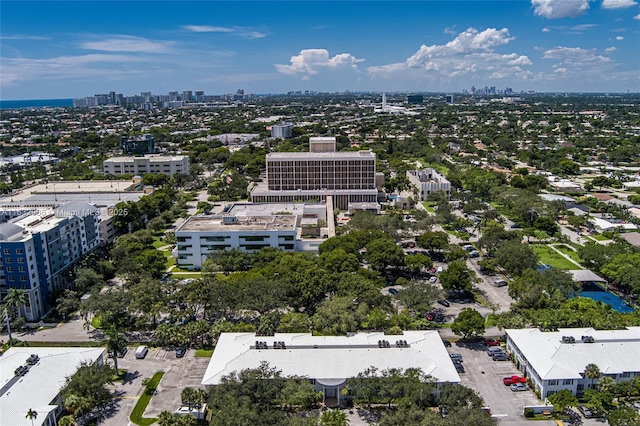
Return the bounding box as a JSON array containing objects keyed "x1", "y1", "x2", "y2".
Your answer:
[{"x1": 576, "y1": 282, "x2": 636, "y2": 313}]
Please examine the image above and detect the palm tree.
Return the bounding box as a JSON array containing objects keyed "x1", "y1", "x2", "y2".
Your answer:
[
  {"x1": 320, "y1": 409, "x2": 349, "y2": 426},
  {"x1": 598, "y1": 376, "x2": 615, "y2": 394},
  {"x1": 584, "y1": 363, "x2": 601, "y2": 390},
  {"x1": 4, "y1": 288, "x2": 27, "y2": 319},
  {"x1": 105, "y1": 326, "x2": 127, "y2": 372},
  {"x1": 25, "y1": 408, "x2": 37, "y2": 426},
  {"x1": 64, "y1": 394, "x2": 91, "y2": 418}
]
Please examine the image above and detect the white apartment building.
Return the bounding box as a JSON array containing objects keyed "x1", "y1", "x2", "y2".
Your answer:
[
  {"x1": 506, "y1": 327, "x2": 640, "y2": 398},
  {"x1": 103, "y1": 155, "x2": 190, "y2": 176},
  {"x1": 406, "y1": 169, "x2": 451, "y2": 201}
]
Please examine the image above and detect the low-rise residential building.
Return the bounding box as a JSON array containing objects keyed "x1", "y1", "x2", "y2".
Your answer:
[
  {"x1": 103, "y1": 155, "x2": 189, "y2": 176},
  {"x1": 201, "y1": 331, "x2": 460, "y2": 407},
  {"x1": 0, "y1": 347, "x2": 105, "y2": 426},
  {"x1": 0, "y1": 202, "x2": 101, "y2": 320},
  {"x1": 406, "y1": 169, "x2": 451, "y2": 201},
  {"x1": 506, "y1": 327, "x2": 640, "y2": 398}
]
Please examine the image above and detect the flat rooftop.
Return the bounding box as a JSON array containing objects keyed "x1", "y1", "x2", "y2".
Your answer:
[
  {"x1": 104, "y1": 155, "x2": 187, "y2": 162},
  {"x1": 0, "y1": 347, "x2": 105, "y2": 426},
  {"x1": 177, "y1": 215, "x2": 297, "y2": 232},
  {"x1": 507, "y1": 327, "x2": 640, "y2": 380},
  {"x1": 267, "y1": 151, "x2": 375, "y2": 160},
  {"x1": 0, "y1": 181, "x2": 145, "y2": 207},
  {"x1": 202, "y1": 331, "x2": 460, "y2": 386}
]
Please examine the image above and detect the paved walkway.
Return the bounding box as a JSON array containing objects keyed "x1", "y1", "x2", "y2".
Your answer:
[{"x1": 548, "y1": 244, "x2": 583, "y2": 269}]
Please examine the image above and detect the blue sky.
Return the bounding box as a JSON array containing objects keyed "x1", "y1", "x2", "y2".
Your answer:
[{"x1": 1, "y1": 1, "x2": 639, "y2": 99}]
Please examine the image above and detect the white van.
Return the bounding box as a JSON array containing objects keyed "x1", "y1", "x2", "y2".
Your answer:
[
  {"x1": 493, "y1": 279, "x2": 507, "y2": 287},
  {"x1": 436, "y1": 266, "x2": 443, "y2": 274},
  {"x1": 135, "y1": 345, "x2": 148, "y2": 359}
]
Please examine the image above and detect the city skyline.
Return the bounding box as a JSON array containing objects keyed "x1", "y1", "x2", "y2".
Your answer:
[{"x1": 1, "y1": 0, "x2": 639, "y2": 100}]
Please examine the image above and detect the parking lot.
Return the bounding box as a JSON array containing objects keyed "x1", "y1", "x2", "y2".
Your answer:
[
  {"x1": 445, "y1": 341, "x2": 551, "y2": 425},
  {"x1": 101, "y1": 346, "x2": 210, "y2": 426}
]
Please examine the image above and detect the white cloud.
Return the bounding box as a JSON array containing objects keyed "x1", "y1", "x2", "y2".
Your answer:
[
  {"x1": 531, "y1": 0, "x2": 590, "y2": 19},
  {"x1": 543, "y1": 46, "x2": 613, "y2": 71},
  {"x1": 183, "y1": 25, "x2": 234, "y2": 33},
  {"x1": 406, "y1": 27, "x2": 514, "y2": 68},
  {"x1": 275, "y1": 49, "x2": 364, "y2": 75},
  {"x1": 602, "y1": 0, "x2": 638, "y2": 9},
  {"x1": 0, "y1": 34, "x2": 50, "y2": 41},
  {"x1": 366, "y1": 27, "x2": 532, "y2": 83},
  {"x1": 542, "y1": 27, "x2": 551, "y2": 32},
  {"x1": 605, "y1": 46, "x2": 617, "y2": 52},
  {"x1": 616, "y1": 35, "x2": 624, "y2": 40},
  {"x1": 82, "y1": 36, "x2": 173, "y2": 53},
  {"x1": 182, "y1": 25, "x2": 266, "y2": 39},
  {"x1": 635, "y1": 13, "x2": 640, "y2": 19}
]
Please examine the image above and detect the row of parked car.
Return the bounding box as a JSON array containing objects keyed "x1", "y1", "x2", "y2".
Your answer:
[{"x1": 14, "y1": 353, "x2": 39, "y2": 376}]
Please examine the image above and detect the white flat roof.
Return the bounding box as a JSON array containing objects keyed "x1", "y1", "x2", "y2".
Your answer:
[
  {"x1": 202, "y1": 331, "x2": 460, "y2": 386},
  {"x1": 0, "y1": 347, "x2": 105, "y2": 426},
  {"x1": 506, "y1": 327, "x2": 640, "y2": 381}
]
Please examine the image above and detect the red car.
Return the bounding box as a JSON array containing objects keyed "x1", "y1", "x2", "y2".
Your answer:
[
  {"x1": 503, "y1": 375, "x2": 526, "y2": 386},
  {"x1": 484, "y1": 338, "x2": 501, "y2": 347},
  {"x1": 427, "y1": 311, "x2": 436, "y2": 321}
]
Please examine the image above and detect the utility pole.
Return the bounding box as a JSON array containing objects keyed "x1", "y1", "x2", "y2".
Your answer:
[{"x1": 2, "y1": 308, "x2": 12, "y2": 346}]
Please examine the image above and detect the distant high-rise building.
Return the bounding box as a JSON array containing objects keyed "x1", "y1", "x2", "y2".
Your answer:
[
  {"x1": 195, "y1": 90, "x2": 205, "y2": 102},
  {"x1": 182, "y1": 90, "x2": 193, "y2": 102},
  {"x1": 271, "y1": 123, "x2": 293, "y2": 139},
  {"x1": 169, "y1": 91, "x2": 179, "y2": 102},
  {"x1": 407, "y1": 95, "x2": 424, "y2": 104},
  {"x1": 446, "y1": 94, "x2": 454, "y2": 104},
  {"x1": 141, "y1": 91, "x2": 152, "y2": 102}
]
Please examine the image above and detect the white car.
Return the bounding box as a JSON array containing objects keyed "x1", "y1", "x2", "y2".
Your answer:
[
  {"x1": 429, "y1": 276, "x2": 438, "y2": 283},
  {"x1": 510, "y1": 383, "x2": 530, "y2": 392}
]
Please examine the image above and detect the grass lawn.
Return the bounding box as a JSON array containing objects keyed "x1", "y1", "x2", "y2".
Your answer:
[
  {"x1": 531, "y1": 245, "x2": 578, "y2": 270},
  {"x1": 171, "y1": 273, "x2": 203, "y2": 279},
  {"x1": 590, "y1": 234, "x2": 610, "y2": 241},
  {"x1": 130, "y1": 371, "x2": 164, "y2": 426},
  {"x1": 165, "y1": 255, "x2": 175, "y2": 268},
  {"x1": 554, "y1": 244, "x2": 583, "y2": 264},
  {"x1": 195, "y1": 348, "x2": 214, "y2": 357},
  {"x1": 422, "y1": 202, "x2": 436, "y2": 213}
]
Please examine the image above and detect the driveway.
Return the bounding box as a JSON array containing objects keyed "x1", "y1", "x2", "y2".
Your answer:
[
  {"x1": 446, "y1": 341, "x2": 554, "y2": 425},
  {"x1": 101, "y1": 347, "x2": 210, "y2": 426}
]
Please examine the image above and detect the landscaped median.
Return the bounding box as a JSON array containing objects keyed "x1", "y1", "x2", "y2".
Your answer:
[{"x1": 130, "y1": 371, "x2": 165, "y2": 426}]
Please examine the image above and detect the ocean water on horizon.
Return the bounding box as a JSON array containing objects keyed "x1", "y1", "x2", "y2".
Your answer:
[{"x1": 0, "y1": 99, "x2": 73, "y2": 110}]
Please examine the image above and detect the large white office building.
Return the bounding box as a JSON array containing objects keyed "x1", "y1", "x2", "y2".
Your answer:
[
  {"x1": 202, "y1": 331, "x2": 460, "y2": 407},
  {"x1": 406, "y1": 169, "x2": 451, "y2": 201},
  {"x1": 251, "y1": 137, "x2": 383, "y2": 210},
  {"x1": 506, "y1": 327, "x2": 640, "y2": 398},
  {"x1": 103, "y1": 154, "x2": 190, "y2": 176}
]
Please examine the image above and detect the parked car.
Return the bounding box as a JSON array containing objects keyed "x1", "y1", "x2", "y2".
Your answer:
[
  {"x1": 388, "y1": 288, "x2": 398, "y2": 295},
  {"x1": 108, "y1": 348, "x2": 128, "y2": 358},
  {"x1": 493, "y1": 279, "x2": 508, "y2": 287},
  {"x1": 468, "y1": 251, "x2": 480, "y2": 258},
  {"x1": 503, "y1": 375, "x2": 526, "y2": 385},
  {"x1": 427, "y1": 312, "x2": 436, "y2": 321},
  {"x1": 487, "y1": 347, "x2": 506, "y2": 356},
  {"x1": 429, "y1": 276, "x2": 438, "y2": 283},
  {"x1": 484, "y1": 338, "x2": 501, "y2": 346},
  {"x1": 492, "y1": 353, "x2": 510, "y2": 361},
  {"x1": 14, "y1": 365, "x2": 29, "y2": 376},
  {"x1": 578, "y1": 406, "x2": 593, "y2": 418},
  {"x1": 175, "y1": 347, "x2": 187, "y2": 358},
  {"x1": 26, "y1": 354, "x2": 40, "y2": 365},
  {"x1": 435, "y1": 313, "x2": 445, "y2": 322},
  {"x1": 135, "y1": 345, "x2": 149, "y2": 359},
  {"x1": 449, "y1": 353, "x2": 463, "y2": 362},
  {"x1": 437, "y1": 299, "x2": 450, "y2": 307},
  {"x1": 429, "y1": 267, "x2": 437, "y2": 274},
  {"x1": 453, "y1": 362, "x2": 465, "y2": 373},
  {"x1": 442, "y1": 339, "x2": 452, "y2": 347},
  {"x1": 510, "y1": 383, "x2": 530, "y2": 392}
]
